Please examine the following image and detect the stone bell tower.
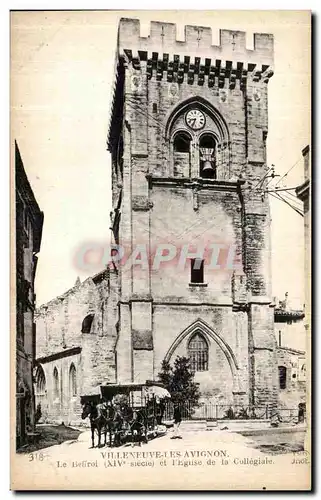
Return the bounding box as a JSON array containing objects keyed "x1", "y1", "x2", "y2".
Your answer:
[{"x1": 107, "y1": 18, "x2": 277, "y2": 407}]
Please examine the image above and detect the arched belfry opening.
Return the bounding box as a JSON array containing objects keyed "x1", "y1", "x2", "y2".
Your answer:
[
  {"x1": 199, "y1": 134, "x2": 216, "y2": 179},
  {"x1": 166, "y1": 97, "x2": 230, "y2": 179},
  {"x1": 174, "y1": 132, "x2": 191, "y2": 153},
  {"x1": 173, "y1": 131, "x2": 192, "y2": 177}
]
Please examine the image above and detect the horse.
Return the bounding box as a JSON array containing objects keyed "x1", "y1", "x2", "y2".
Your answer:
[
  {"x1": 104, "y1": 403, "x2": 123, "y2": 447},
  {"x1": 81, "y1": 400, "x2": 108, "y2": 448}
]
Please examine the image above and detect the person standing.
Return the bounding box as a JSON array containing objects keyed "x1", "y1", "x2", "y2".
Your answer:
[{"x1": 171, "y1": 403, "x2": 182, "y2": 439}]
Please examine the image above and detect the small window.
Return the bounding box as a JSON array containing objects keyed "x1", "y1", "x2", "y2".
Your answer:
[
  {"x1": 191, "y1": 258, "x2": 204, "y2": 284},
  {"x1": 174, "y1": 133, "x2": 191, "y2": 153},
  {"x1": 188, "y1": 332, "x2": 208, "y2": 372},
  {"x1": 53, "y1": 367, "x2": 59, "y2": 399},
  {"x1": 81, "y1": 314, "x2": 94, "y2": 333},
  {"x1": 69, "y1": 364, "x2": 77, "y2": 397},
  {"x1": 278, "y1": 366, "x2": 287, "y2": 389},
  {"x1": 152, "y1": 103, "x2": 157, "y2": 113}
]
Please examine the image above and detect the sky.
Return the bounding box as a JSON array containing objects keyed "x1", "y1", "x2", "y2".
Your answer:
[{"x1": 11, "y1": 10, "x2": 310, "y2": 308}]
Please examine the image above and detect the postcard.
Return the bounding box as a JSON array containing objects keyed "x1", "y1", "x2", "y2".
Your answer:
[{"x1": 11, "y1": 10, "x2": 311, "y2": 490}]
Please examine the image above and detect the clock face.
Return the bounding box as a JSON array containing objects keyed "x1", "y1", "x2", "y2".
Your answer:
[{"x1": 185, "y1": 109, "x2": 206, "y2": 130}]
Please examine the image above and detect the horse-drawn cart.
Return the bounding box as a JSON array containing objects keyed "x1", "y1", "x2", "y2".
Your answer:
[
  {"x1": 81, "y1": 381, "x2": 170, "y2": 448},
  {"x1": 80, "y1": 394, "x2": 101, "y2": 405}
]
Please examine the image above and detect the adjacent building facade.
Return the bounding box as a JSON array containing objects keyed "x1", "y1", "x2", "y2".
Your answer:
[
  {"x1": 274, "y1": 294, "x2": 306, "y2": 411},
  {"x1": 35, "y1": 269, "x2": 118, "y2": 424},
  {"x1": 15, "y1": 142, "x2": 44, "y2": 448},
  {"x1": 296, "y1": 146, "x2": 310, "y2": 355},
  {"x1": 295, "y1": 145, "x2": 311, "y2": 428}
]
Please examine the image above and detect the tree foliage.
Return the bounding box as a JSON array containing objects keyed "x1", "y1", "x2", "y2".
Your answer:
[{"x1": 158, "y1": 356, "x2": 201, "y2": 411}]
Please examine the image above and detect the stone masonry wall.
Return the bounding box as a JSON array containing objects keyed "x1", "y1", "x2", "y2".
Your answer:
[
  {"x1": 277, "y1": 348, "x2": 306, "y2": 410},
  {"x1": 35, "y1": 270, "x2": 119, "y2": 422},
  {"x1": 37, "y1": 352, "x2": 82, "y2": 425}
]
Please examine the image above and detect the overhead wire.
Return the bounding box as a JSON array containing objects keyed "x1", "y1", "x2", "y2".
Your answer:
[
  {"x1": 274, "y1": 156, "x2": 303, "y2": 188},
  {"x1": 269, "y1": 192, "x2": 303, "y2": 217},
  {"x1": 266, "y1": 186, "x2": 299, "y2": 193},
  {"x1": 278, "y1": 193, "x2": 303, "y2": 210},
  {"x1": 279, "y1": 190, "x2": 302, "y2": 203}
]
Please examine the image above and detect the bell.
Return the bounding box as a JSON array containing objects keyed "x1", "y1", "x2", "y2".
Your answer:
[
  {"x1": 201, "y1": 160, "x2": 216, "y2": 178},
  {"x1": 202, "y1": 160, "x2": 214, "y2": 173},
  {"x1": 200, "y1": 147, "x2": 216, "y2": 179}
]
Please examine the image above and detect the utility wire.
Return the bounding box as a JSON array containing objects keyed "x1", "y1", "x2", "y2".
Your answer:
[
  {"x1": 274, "y1": 157, "x2": 303, "y2": 188},
  {"x1": 276, "y1": 193, "x2": 304, "y2": 216},
  {"x1": 275, "y1": 187, "x2": 303, "y2": 204},
  {"x1": 269, "y1": 191, "x2": 303, "y2": 217},
  {"x1": 249, "y1": 167, "x2": 273, "y2": 192},
  {"x1": 273, "y1": 191, "x2": 303, "y2": 213},
  {"x1": 266, "y1": 186, "x2": 300, "y2": 193},
  {"x1": 280, "y1": 190, "x2": 303, "y2": 203},
  {"x1": 264, "y1": 174, "x2": 279, "y2": 190},
  {"x1": 274, "y1": 185, "x2": 302, "y2": 201},
  {"x1": 279, "y1": 193, "x2": 303, "y2": 209}
]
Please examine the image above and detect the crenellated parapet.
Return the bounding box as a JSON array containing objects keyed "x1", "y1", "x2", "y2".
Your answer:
[{"x1": 118, "y1": 18, "x2": 274, "y2": 77}]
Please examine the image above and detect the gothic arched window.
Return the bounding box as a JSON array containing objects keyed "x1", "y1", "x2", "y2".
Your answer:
[
  {"x1": 81, "y1": 314, "x2": 94, "y2": 333},
  {"x1": 53, "y1": 367, "x2": 59, "y2": 399},
  {"x1": 69, "y1": 364, "x2": 77, "y2": 397},
  {"x1": 278, "y1": 366, "x2": 287, "y2": 389},
  {"x1": 35, "y1": 366, "x2": 46, "y2": 395},
  {"x1": 188, "y1": 332, "x2": 209, "y2": 372},
  {"x1": 199, "y1": 134, "x2": 216, "y2": 179},
  {"x1": 166, "y1": 98, "x2": 230, "y2": 180}
]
